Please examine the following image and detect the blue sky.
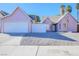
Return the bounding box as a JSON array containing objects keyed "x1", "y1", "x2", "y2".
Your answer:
[{"x1": 0, "y1": 3, "x2": 77, "y2": 19}]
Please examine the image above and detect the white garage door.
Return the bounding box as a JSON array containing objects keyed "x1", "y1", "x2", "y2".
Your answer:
[
  {"x1": 3, "y1": 22, "x2": 29, "y2": 33},
  {"x1": 32, "y1": 24, "x2": 46, "y2": 33}
]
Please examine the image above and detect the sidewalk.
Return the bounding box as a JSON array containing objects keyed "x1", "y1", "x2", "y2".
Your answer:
[{"x1": 0, "y1": 46, "x2": 79, "y2": 56}]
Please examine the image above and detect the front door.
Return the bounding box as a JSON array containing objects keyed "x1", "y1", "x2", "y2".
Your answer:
[
  {"x1": 51, "y1": 24, "x2": 56, "y2": 32},
  {"x1": 77, "y1": 25, "x2": 79, "y2": 32}
]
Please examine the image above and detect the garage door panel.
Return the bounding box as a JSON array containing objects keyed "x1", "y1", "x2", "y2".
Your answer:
[
  {"x1": 4, "y1": 22, "x2": 29, "y2": 33},
  {"x1": 32, "y1": 24, "x2": 46, "y2": 33}
]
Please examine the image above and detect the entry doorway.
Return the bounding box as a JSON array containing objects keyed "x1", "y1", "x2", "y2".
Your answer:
[
  {"x1": 51, "y1": 24, "x2": 57, "y2": 32},
  {"x1": 77, "y1": 25, "x2": 79, "y2": 32}
]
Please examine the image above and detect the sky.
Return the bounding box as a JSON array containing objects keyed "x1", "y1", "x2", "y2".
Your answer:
[{"x1": 0, "y1": 3, "x2": 77, "y2": 20}]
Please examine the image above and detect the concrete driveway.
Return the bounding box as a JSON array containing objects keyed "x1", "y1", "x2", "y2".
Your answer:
[
  {"x1": 8, "y1": 32, "x2": 76, "y2": 41},
  {"x1": 0, "y1": 32, "x2": 79, "y2": 46}
]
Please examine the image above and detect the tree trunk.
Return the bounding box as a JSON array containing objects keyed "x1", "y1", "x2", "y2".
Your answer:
[{"x1": 77, "y1": 10, "x2": 79, "y2": 22}]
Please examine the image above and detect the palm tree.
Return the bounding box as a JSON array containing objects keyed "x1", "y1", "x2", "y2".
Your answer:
[
  {"x1": 76, "y1": 3, "x2": 79, "y2": 21},
  {"x1": 60, "y1": 5, "x2": 65, "y2": 15},
  {"x1": 60, "y1": 5, "x2": 65, "y2": 8},
  {"x1": 66, "y1": 5, "x2": 72, "y2": 13}
]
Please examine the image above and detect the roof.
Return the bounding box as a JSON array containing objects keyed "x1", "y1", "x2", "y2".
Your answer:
[
  {"x1": 42, "y1": 15, "x2": 61, "y2": 24},
  {"x1": 29, "y1": 15, "x2": 37, "y2": 20},
  {"x1": 0, "y1": 10, "x2": 8, "y2": 18},
  {"x1": 42, "y1": 12, "x2": 78, "y2": 24},
  {"x1": 2, "y1": 7, "x2": 32, "y2": 21},
  {"x1": 0, "y1": 13, "x2": 4, "y2": 18},
  {"x1": 49, "y1": 16, "x2": 61, "y2": 23}
]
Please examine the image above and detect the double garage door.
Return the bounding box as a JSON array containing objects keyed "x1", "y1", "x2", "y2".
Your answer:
[{"x1": 3, "y1": 22, "x2": 29, "y2": 33}]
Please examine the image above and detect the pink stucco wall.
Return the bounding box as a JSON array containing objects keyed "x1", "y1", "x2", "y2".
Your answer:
[
  {"x1": 57, "y1": 13, "x2": 77, "y2": 32},
  {"x1": 2, "y1": 8, "x2": 32, "y2": 33},
  {"x1": 43, "y1": 18, "x2": 53, "y2": 31}
]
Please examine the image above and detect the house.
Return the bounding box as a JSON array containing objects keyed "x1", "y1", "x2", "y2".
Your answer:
[
  {"x1": 0, "y1": 10, "x2": 8, "y2": 20},
  {"x1": 42, "y1": 12, "x2": 77, "y2": 32},
  {"x1": 1, "y1": 7, "x2": 32, "y2": 33},
  {"x1": 0, "y1": 6, "x2": 78, "y2": 33},
  {"x1": 0, "y1": 7, "x2": 46, "y2": 33},
  {"x1": 42, "y1": 5, "x2": 78, "y2": 32},
  {"x1": 0, "y1": 10, "x2": 8, "y2": 16}
]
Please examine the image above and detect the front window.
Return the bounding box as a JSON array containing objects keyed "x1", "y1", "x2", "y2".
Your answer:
[
  {"x1": 63, "y1": 23, "x2": 66, "y2": 28},
  {"x1": 67, "y1": 19, "x2": 69, "y2": 23}
]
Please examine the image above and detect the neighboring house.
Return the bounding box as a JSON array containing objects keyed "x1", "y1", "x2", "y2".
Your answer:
[
  {"x1": 42, "y1": 16, "x2": 61, "y2": 32},
  {"x1": 1, "y1": 7, "x2": 32, "y2": 33},
  {"x1": 42, "y1": 12, "x2": 77, "y2": 32},
  {"x1": 0, "y1": 10, "x2": 9, "y2": 32},
  {"x1": 0, "y1": 10, "x2": 8, "y2": 16}
]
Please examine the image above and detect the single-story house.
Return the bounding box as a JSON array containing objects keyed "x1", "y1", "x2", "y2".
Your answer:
[
  {"x1": 1, "y1": 7, "x2": 32, "y2": 33},
  {"x1": 0, "y1": 7, "x2": 46, "y2": 33},
  {"x1": 42, "y1": 12, "x2": 77, "y2": 32},
  {"x1": 0, "y1": 6, "x2": 78, "y2": 33}
]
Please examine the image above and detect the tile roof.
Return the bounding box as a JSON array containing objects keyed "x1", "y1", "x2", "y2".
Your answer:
[
  {"x1": 42, "y1": 12, "x2": 77, "y2": 24},
  {"x1": 42, "y1": 15, "x2": 61, "y2": 24},
  {"x1": 0, "y1": 10, "x2": 8, "y2": 18}
]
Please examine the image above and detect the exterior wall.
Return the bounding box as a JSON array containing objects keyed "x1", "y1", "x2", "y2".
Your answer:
[
  {"x1": 2, "y1": 8, "x2": 32, "y2": 33},
  {"x1": 3, "y1": 10, "x2": 31, "y2": 22},
  {"x1": 42, "y1": 18, "x2": 53, "y2": 31},
  {"x1": 32, "y1": 24, "x2": 46, "y2": 33},
  {"x1": 57, "y1": 13, "x2": 77, "y2": 32},
  {"x1": 77, "y1": 24, "x2": 79, "y2": 32}
]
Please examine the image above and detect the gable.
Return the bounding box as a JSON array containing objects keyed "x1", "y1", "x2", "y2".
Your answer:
[
  {"x1": 42, "y1": 16, "x2": 61, "y2": 24},
  {"x1": 56, "y1": 13, "x2": 77, "y2": 32},
  {"x1": 42, "y1": 17, "x2": 53, "y2": 24},
  {"x1": 2, "y1": 7, "x2": 32, "y2": 22},
  {"x1": 57, "y1": 12, "x2": 77, "y2": 24}
]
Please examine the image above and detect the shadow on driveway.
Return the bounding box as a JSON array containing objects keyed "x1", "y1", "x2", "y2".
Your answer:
[
  {"x1": 24, "y1": 32, "x2": 76, "y2": 41},
  {"x1": 7, "y1": 32, "x2": 76, "y2": 41},
  {"x1": 19, "y1": 32, "x2": 76, "y2": 45}
]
